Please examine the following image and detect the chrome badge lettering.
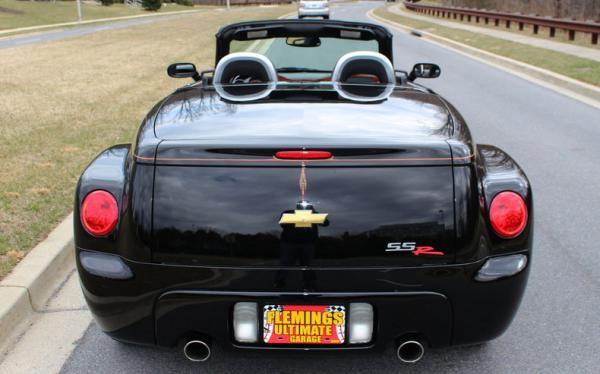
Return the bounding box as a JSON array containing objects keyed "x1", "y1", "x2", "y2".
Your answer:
[
  {"x1": 386, "y1": 242, "x2": 445, "y2": 256},
  {"x1": 386, "y1": 242, "x2": 416, "y2": 252}
]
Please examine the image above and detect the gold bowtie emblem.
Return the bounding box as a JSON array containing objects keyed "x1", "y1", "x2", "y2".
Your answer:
[{"x1": 279, "y1": 210, "x2": 328, "y2": 228}]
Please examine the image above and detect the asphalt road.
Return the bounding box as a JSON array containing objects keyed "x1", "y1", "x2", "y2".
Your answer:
[{"x1": 60, "y1": 2, "x2": 600, "y2": 373}]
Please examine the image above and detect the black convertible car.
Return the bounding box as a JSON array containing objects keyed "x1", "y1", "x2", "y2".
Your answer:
[{"x1": 74, "y1": 20, "x2": 532, "y2": 363}]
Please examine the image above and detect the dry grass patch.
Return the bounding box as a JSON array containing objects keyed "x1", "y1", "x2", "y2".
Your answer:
[{"x1": 0, "y1": 5, "x2": 294, "y2": 279}]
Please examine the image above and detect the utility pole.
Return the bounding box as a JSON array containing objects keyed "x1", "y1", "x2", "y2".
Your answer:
[
  {"x1": 226, "y1": 0, "x2": 230, "y2": 10},
  {"x1": 76, "y1": 0, "x2": 82, "y2": 22}
]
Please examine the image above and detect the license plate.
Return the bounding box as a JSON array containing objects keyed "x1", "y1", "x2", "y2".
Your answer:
[{"x1": 263, "y1": 305, "x2": 346, "y2": 344}]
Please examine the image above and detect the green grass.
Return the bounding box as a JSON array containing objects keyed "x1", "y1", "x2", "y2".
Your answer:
[
  {"x1": 0, "y1": 4, "x2": 294, "y2": 279},
  {"x1": 374, "y1": 6, "x2": 600, "y2": 87},
  {"x1": 0, "y1": 0, "x2": 197, "y2": 31}
]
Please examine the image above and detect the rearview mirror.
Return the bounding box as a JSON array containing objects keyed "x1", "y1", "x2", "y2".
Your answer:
[
  {"x1": 285, "y1": 36, "x2": 322, "y2": 48},
  {"x1": 408, "y1": 63, "x2": 441, "y2": 81},
  {"x1": 167, "y1": 63, "x2": 200, "y2": 80}
]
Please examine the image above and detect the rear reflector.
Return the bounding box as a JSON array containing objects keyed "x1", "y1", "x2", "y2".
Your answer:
[
  {"x1": 275, "y1": 150, "x2": 332, "y2": 160},
  {"x1": 476, "y1": 254, "x2": 528, "y2": 282},
  {"x1": 489, "y1": 191, "x2": 528, "y2": 239},
  {"x1": 80, "y1": 190, "x2": 119, "y2": 237},
  {"x1": 79, "y1": 250, "x2": 133, "y2": 280}
]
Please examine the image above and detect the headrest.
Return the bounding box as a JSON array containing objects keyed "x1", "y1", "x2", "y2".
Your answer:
[
  {"x1": 331, "y1": 51, "x2": 395, "y2": 102},
  {"x1": 213, "y1": 52, "x2": 277, "y2": 101}
]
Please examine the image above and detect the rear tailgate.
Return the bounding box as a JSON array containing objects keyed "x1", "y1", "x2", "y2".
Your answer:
[{"x1": 151, "y1": 141, "x2": 455, "y2": 267}]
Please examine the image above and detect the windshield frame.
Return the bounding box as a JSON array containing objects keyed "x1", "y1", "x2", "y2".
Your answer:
[{"x1": 215, "y1": 19, "x2": 394, "y2": 66}]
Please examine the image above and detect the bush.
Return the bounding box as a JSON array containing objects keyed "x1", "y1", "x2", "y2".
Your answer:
[
  {"x1": 175, "y1": 0, "x2": 193, "y2": 6},
  {"x1": 142, "y1": 0, "x2": 162, "y2": 11},
  {"x1": 100, "y1": 0, "x2": 114, "y2": 5}
]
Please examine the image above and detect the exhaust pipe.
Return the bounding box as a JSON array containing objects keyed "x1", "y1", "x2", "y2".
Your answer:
[
  {"x1": 183, "y1": 340, "x2": 211, "y2": 362},
  {"x1": 396, "y1": 339, "x2": 425, "y2": 364}
]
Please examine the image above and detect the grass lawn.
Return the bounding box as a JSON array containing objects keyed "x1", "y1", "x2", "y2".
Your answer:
[
  {"x1": 374, "y1": 6, "x2": 600, "y2": 87},
  {"x1": 0, "y1": 4, "x2": 294, "y2": 278},
  {"x1": 0, "y1": 0, "x2": 198, "y2": 31}
]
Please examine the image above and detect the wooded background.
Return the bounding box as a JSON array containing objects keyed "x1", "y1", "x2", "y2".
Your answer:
[{"x1": 441, "y1": 0, "x2": 600, "y2": 21}]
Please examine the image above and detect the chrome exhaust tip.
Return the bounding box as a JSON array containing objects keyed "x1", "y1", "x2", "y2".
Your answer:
[
  {"x1": 183, "y1": 340, "x2": 211, "y2": 362},
  {"x1": 396, "y1": 340, "x2": 425, "y2": 364}
]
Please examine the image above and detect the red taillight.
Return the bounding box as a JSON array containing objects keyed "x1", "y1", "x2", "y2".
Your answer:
[
  {"x1": 275, "y1": 150, "x2": 332, "y2": 160},
  {"x1": 80, "y1": 190, "x2": 118, "y2": 237},
  {"x1": 489, "y1": 191, "x2": 528, "y2": 239}
]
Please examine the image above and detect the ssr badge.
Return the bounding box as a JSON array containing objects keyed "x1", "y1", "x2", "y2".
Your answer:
[{"x1": 386, "y1": 242, "x2": 445, "y2": 256}]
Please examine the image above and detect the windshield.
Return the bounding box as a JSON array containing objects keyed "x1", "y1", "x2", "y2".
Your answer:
[{"x1": 230, "y1": 37, "x2": 379, "y2": 76}]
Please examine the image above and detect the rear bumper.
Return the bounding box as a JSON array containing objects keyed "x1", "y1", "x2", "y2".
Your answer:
[
  {"x1": 156, "y1": 290, "x2": 451, "y2": 350},
  {"x1": 77, "y1": 248, "x2": 530, "y2": 350}
]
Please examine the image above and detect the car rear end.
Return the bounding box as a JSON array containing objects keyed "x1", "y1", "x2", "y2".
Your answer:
[
  {"x1": 298, "y1": 0, "x2": 330, "y2": 19},
  {"x1": 74, "y1": 88, "x2": 532, "y2": 362}
]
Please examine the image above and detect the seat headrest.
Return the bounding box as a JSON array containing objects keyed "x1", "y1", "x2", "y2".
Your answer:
[
  {"x1": 213, "y1": 52, "x2": 277, "y2": 101},
  {"x1": 331, "y1": 51, "x2": 395, "y2": 102}
]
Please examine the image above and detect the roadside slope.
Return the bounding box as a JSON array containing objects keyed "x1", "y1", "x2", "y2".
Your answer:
[
  {"x1": 389, "y1": 4, "x2": 600, "y2": 61},
  {"x1": 372, "y1": 5, "x2": 600, "y2": 88}
]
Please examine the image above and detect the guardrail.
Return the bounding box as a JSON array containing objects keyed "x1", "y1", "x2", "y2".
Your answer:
[{"x1": 403, "y1": 1, "x2": 600, "y2": 45}]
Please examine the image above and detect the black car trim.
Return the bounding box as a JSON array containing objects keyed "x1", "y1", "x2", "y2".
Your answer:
[{"x1": 158, "y1": 290, "x2": 448, "y2": 299}]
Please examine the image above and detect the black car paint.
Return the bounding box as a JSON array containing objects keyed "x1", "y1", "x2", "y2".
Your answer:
[{"x1": 74, "y1": 20, "x2": 532, "y2": 353}]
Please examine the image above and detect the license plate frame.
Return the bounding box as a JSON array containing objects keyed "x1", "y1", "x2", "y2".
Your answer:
[{"x1": 262, "y1": 304, "x2": 346, "y2": 345}]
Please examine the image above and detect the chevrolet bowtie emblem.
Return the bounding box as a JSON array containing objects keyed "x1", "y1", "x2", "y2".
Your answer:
[{"x1": 279, "y1": 210, "x2": 328, "y2": 228}]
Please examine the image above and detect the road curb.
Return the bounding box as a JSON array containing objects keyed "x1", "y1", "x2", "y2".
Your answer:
[
  {"x1": 0, "y1": 213, "x2": 74, "y2": 348},
  {"x1": 0, "y1": 288, "x2": 31, "y2": 349},
  {"x1": 368, "y1": 8, "x2": 600, "y2": 110}
]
